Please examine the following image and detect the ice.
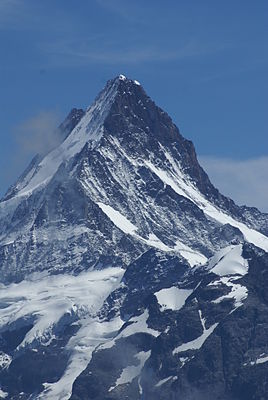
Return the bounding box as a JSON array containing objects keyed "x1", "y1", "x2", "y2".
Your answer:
[
  {"x1": 109, "y1": 351, "x2": 151, "y2": 392},
  {"x1": 155, "y1": 287, "x2": 193, "y2": 312}
]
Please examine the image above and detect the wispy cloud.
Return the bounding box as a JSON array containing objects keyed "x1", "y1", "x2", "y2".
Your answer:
[
  {"x1": 95, "y1": 0, "x2": 148, "y2": 24},
  {"x1": 15, "y1": 110, "x2": 62, "y2": 156},
  {"x1": 0, "y1": 0, "x2": 22, "y2": 27},
  {"x1": 199, "y1": 156, "x2": 268, "y2": 212},
  {"x1": 0, "y1": 110, "x2": 62, "y2": 197},
  {"x1": 43, "y1": 38, "x2": 221, "y2": 67}
]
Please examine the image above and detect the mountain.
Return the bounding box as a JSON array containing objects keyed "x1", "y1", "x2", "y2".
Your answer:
[{"x1": 0, "y1": 75, "x2": 267, "y2": 400}]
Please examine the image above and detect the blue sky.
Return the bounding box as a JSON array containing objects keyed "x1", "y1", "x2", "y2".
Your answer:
[{"x1": 0, "y1": 0, "x2": 267, "y2": 210}]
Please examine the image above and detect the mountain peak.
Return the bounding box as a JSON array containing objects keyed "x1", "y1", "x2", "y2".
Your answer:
[{"x1": 117, "y1": 73, "x2": 141, "y2": 86}]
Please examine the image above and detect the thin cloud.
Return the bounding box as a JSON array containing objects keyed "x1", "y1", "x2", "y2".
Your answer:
[
  {"x1": 0, "y1": 0, "x2": 25, "y2": 28},
  {"x1": 199, "y1": 156, "x2": 268, "y2": 212},
  {"x1": 43, "y1": 38, "x2": 222, "y2": 67},
  {"x1": 15, "y1": 110, "x2": 62, "y2": 156},
  {"x1": 0, "y1": 110, "x2": 62, "y2": 198},
  {"x1": 95, "y1": 0, "x2": 148, "y2": 24}
]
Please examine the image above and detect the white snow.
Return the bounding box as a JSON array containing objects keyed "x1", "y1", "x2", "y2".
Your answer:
[
  {"x1": 8, "y1": 77, "x2": 120, "y2": 199},
  {"x1": 155, "y1": 376, "x2": 174, "y2": 387},
  {"x1": 155, "y1": 287, "x2": 193, "y2": 312},
  {"x1": 119, "y1": 74, "x2": 127, "y2": 81},
  {"x1": 0, "y1": 389, "x2": 8, "y2": 399},
  {"x1": 174, "y1": 240, "x2": 207, "y2": 267},
  {"x1": 97, "y1": 203, "x2": 138, "y2": 234},
  {"x1": 109, "y1": 351, "x2": 151, "y2": 392},
  {"x1": 145, "y1": 150, "x2": 268, "y2": 253},
  {"x1": 143, "y1": 233, "x2": 172, "y2": 252},
  {"x1": 0, "y1": 268, "x2": 124, "y2": 400},
  {"x1": 134, "y1": 79, "x2": 141, "y2": 86},
  {"x1": 173, "y1": 310, "x2": 218, "y2": 355},
  {"x1": 211, "y1": 276, "x2": 248, "y2": 310},
  {"x1": 256, "y1": 354, "x2": 268, "y2": 364},
  {"x1": 179, "y1": 356, "x2": 193, "y2": 368},
  {"x1": 97, "y1": 202, "x2": 207, "y2": 265},
  {"x1": 99, "y1": 309, "x2": 160, "y2": 351},
  {"x1": 40, "y1": 316, "x2": 123, "y2": 400},
  {"x1": 97, "y1": 203, "x2": 170, "y2": 250},
  {"x1": 173, "y1": 323, "x2": 218, "y2": 354},
  {"x1": 244, "y1": 353, "x2": 268, "y2": 366},
  {"x1": 0, "y1": 352, "x2": 12, "y2": 370},
  {"x1": 209, "y1": 244, "x2": 248, "y2": 276},
  {"x1": 207, "y1": 245, "x2": 249, "y2": 310}
]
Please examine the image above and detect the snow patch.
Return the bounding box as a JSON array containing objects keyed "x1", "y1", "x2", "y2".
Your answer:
[
  {"x1": 244, "y1": 353, "x2": 268, "y2": 366},
  {"x1": 174, "y1": 240, "x2": 207, "y2": 267},
  {"x1": 155, "y1": 287, "x2": 193, "y2": 312},
  {"x1": 97, "y1": 202, "x2": 138, "y2": 234},
  {"x1": 0, "y1": 389, "x2": 8, "y2": 399},
  {"x1": 209, "y1": 244, "x2": 248, "y2": 276},
  {"x1": 256, "y1": 355, "x2": 268, "y2": 364},
  {"x1": 109, "y1": 351, "x2": 151, "y2": 392},
  {"x1": 211, "y1": 276, "x2": 248, "y2": 310},
  {"x1": 173, "y1": 310, "x2": 218, "y2": 355},
  {"x1": 0, "y1": 353, "x2": 12, "y2": 370},
  {"x1": 155, "y1": 376, "x2": 175, "y2": 387},
  {"x1": 99, "y1": 309, "x2": 160, "y2": 351}
]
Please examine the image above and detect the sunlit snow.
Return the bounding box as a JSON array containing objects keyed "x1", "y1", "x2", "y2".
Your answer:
[
  {"x1": 155, "y1": 287, "x2": 193, "y2": 312},
  {"x1": 0, "y1": 268, "x2": 124, "y2": 400},
  {"x1": 145, "y1": 150, "x2": 268, "y2": 253},
  {"x1": 208, "y1": 244, "x2": 248, "y2": 276},
  {"x1": 109, "y1": 351, "x2": 151, "y2": 392}
]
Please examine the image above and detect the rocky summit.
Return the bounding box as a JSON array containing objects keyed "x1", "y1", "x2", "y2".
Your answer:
[{"x1": 0, "y1": 75, "x2": 267, "y2": 400}]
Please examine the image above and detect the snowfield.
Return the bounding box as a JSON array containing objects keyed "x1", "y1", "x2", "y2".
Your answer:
[{"x1": 0, "y1": 268, "x2": 124, "y2": 400}]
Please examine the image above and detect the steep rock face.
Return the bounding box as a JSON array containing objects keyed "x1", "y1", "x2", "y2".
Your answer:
[
  {"x1": 71, "y1": 244, "x2": 268, "y2": 400},
  {"x1": 0, "y1": 75, "x2": 267, "y2": 399},
  {"x1": 0, "y1": 75, "x2": 267, "y2": 283}
]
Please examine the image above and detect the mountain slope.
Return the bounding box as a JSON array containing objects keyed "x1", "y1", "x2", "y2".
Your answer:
[
  {"x1": 0, "y1": 75, "x2": 267, "y2": 283},
  {"x1": 0, "y1": 75, "x2": 267, "y2": 399}
]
